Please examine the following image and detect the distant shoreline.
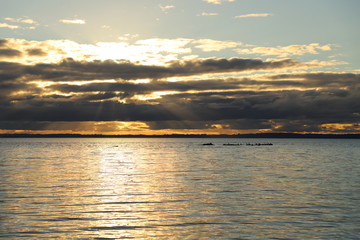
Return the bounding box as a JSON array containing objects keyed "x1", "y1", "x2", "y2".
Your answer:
[{"x1": 1, "y1": 133, "x2": 359, "y2": 139}]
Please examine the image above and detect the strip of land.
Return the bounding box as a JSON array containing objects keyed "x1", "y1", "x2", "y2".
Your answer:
[{"x1": 0, "y1": 133, "x2": 359, "y2": 138}]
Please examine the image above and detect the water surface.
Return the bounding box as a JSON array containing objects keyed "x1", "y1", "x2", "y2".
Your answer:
[{"x1": 0, "y1": 138, "x2": 359, "y2": 239}]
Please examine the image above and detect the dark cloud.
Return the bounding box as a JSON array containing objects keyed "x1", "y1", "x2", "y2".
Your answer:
[
  {"x1": 74, "y1": 92, "x2": 126, "y2": 101},
  {"x1": 44, "y1": 94, "x2": 72, "y2": 100},
  {"x1": 146, "y1": 121, "x2": 211, "y2": 130},
  {"x1": 0, "y1": 49, "x2": 22, "y2": 58},
  {"x1": 0, "y1": 83, "x2": 30, "y2": 94},
  {"x1": 0, "y1": 39, "x2": 8, "y2": 47},
  {"x1": 0, "y1": 121, "x2": 93, "y2": 132},
  {"x1": 48, "y1": 79, "x2": 242, "y2": 94},
  {"x1": 45, "y1": 76, "x2": 335, "y2": 96},
  {"x1": 270, "y1": 72, "x2": 360, "y2": 88},
  {"x1": 0, "y1": 73, "x2": 21, "y2": 83},
  {"x1": 167, "y1": 58, "x2": 301, "y2": 76},
  {"x1": 43, "y1": 72, "x2": 360, "y2": 97},
  {"x1": 0, "y1": 57, "x2": 304, "y2": 82},
  {"x1": 0, "y1": 82, "x2": 39, "y2": 102},
  {"x1": 0, "y1": 101, "x2": 175, "y2": 121},
  {"x1": 0, "y1": 121, "x2": 50, "y2": 131},
  {"x1": 0, "y1": 62, "x2": 23, "y2": 75},
  {"x1": 1, "y1": 87, "x2": 359, "y2": 124},
  {"x1": 26, "y1": 48, "x2": 47, "y2": 56}
]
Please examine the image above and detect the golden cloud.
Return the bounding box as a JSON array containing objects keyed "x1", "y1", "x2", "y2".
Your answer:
[
  {"x1": 59, "y1": 19, "x2": 86, "y2": 24},
  {"x1": 235, "y1": 13, "x2": 273, "y2": 18}
]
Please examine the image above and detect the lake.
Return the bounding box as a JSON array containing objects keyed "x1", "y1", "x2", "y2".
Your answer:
[{"x1": 0, "y1": 138, "x2": 359, "y2": 239}]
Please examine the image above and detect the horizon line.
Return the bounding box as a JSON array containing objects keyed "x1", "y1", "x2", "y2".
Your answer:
[{"x1": 1, "y1": 133, "x2": 360, "y2": 139}]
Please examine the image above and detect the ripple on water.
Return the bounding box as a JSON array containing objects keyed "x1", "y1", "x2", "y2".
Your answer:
[{"x1": 0, "y1": 138, "x2": 359, "y2": 239}]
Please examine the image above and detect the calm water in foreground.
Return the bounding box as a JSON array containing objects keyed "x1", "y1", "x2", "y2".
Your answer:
[{"x1": 0, "y1": 138, "x2": 359, "y2": 239}]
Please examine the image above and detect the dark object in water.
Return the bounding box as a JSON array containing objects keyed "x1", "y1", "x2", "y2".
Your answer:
[
  {"x1": 246, "y1": 143, "x2": 273, "y2": 146},
  {"x1": 223, "y1": 143, "x2": 241, "y2": 146},
  {"x1": 202, "y1": 143, "x2": 214, "y2": 145}
]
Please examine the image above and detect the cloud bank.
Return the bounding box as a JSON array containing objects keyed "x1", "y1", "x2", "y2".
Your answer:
[{"x1": 1, "y1": 37, "x2": 358, "y2": 134}]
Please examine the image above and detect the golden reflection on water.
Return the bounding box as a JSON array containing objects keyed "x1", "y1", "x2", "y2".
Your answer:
[{"x1": 0, "y1": 138, "x2": 359, "y2": 239}]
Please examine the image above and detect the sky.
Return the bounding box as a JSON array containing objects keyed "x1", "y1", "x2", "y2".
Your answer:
[{"x1": 1, "y1": 0, "x2": 360, "y2": 135}]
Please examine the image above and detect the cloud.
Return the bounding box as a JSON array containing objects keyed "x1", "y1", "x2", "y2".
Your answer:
[
  {"x1": 0, "y1": 39, "x2": 54, "y2": 61},
  {"x1": 203, "y1": 0, "x2": 235, "y2": 4},
  {"x1": 0, "y1": 40, "x2": 23, "y2": 59},
  {"x1": 268, "y1": 72, "x2": 360, "y2": 88},
  {"x1": 0, "y1": 39, "x2": 7, "y2": 47},
  {"x1": 2, "y1": 17, "x2": 38, "y2": 30},
  {"x1": 0, "y1": 37, "x2": 357, "y2": 133},
  {"x1": 1, "y1": 69, "x2": 359, "y2": 133},
  {"x1": 59, "y1": 19, "x2": 86, "y2": 24},
  {"x1": 0, "y1": 23, "x2": 20, "y2": 29},
  {"x1": 118, "y1": 33, "x2": 139, "y2": 41},
  {"x1": 135, "y1": 38, "x2": 191, "y2": 53},
  {"x1": 0, "y1": 38, "x2": 345, "y2": 84},
  {"x1": 0, "y1": 57, "x2": 307, "y2": 83},
  {"x1": 1, "y1": 84, "x2": 359, "y2": 126},
  {"x1": 197, "y1": 12, "x2": 219, "y2": 16},
  {"x1": 48, "y1": 79, "x2": 242, "y2": 95},
  {"x1": 4, "y1": 17, "x2": 37, "y2": 25},
  {"x1": 0, "y1": 49, "x2": 22, "y2": 58},
  {"x1": 159, "y1": 4, "x2": 175, "y2": 12},
  {"x1": 193, "y1": 39, "x2": 242, "y2": 52},
  {"x1": 236, "y1": 43, "x2": 333, "y2": 57},
  {"x1": 235, "y1": 13, "x2": 273, "y2": 18},
  {"x1": 0, "y1": 38, "x2": 190, "y2": 65},
  {"x1": 46, "y1": 72, "x2": 360, "y2": 98},
  {"x1": 0, "y1": 121, "x2": 149, "y2": 133},
  {"x1": 4, "y1": 38, "x2": 334, "y2": 67},
  {"x1": 26, "y1": 48, "x2": 48, "y2": 57}
]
